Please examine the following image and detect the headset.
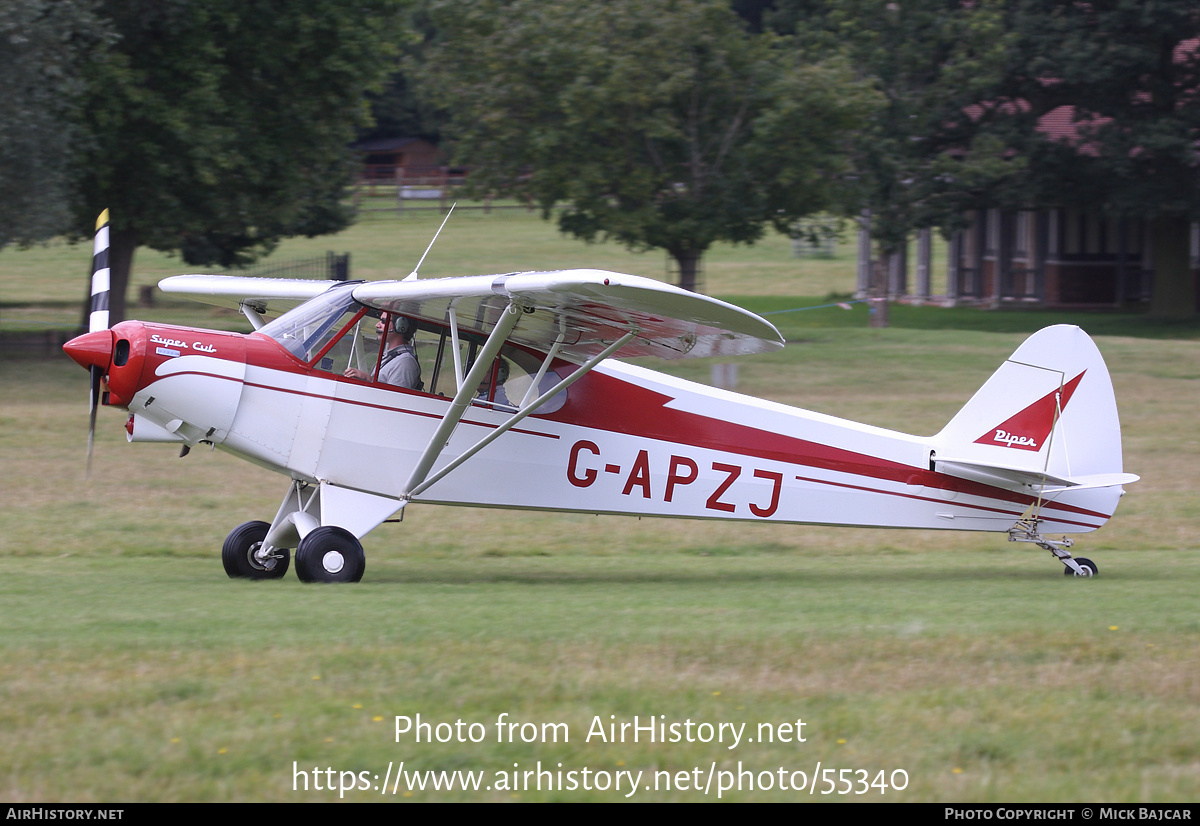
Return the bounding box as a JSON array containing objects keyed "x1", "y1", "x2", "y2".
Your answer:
[{"x1": 390, "y1": 315, "x2": 416, "y2": 340}]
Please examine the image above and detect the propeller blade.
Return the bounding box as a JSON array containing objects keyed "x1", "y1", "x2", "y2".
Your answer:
[
  {"x1": 83, "y1": 209, "x2": 111, "y2": 475},
  {"x1": 87, "y1": 364, "x2": 102, "y2": 477}
]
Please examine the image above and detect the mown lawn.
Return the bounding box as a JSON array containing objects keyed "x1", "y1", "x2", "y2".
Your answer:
[{"x1": 0, "y1": 208, "x2": 1196, "y2": 802}]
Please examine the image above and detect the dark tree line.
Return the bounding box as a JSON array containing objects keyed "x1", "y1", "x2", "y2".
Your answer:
[
  {"x1": 4, "y1": 0, "x2": 1197, "y2": 320},
  {"x1": 2, "y1": 0, "x2": 405, "y2": 326},
  {"x1": 764, "y1": 0, "x2": 1200, "y2": 317}
]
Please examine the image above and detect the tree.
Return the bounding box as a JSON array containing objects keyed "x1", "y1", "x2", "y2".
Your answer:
[
  {"x1": 993, "y1": 0, "x2": 1200, "y2": 318},
  {"x1": 420, "y1": 0, "x2": 875, "y2": 292},
  {"x1": 0, "y1": 0, "x2": 109, "y2": 249},
  {"x1": 773, "y1": 0, "x2": 1025, "y2": 257},
  {"x1": 72, "y1": 0, "x2": 406, "y2": 326},
  {"x1": 784, "y1": 1, "x2": 1200, "y2": 317},
  {"x1": 360, "y1": 7, "x2": 447, "y2": 146}
]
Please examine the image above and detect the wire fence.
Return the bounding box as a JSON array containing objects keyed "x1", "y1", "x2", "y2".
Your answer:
[
  {"x1": 352, "y1": 167, "x2": 533, "y2": 213},
  {"x1": 238, "y1": 251, "x2": 350, "y2": 281}
]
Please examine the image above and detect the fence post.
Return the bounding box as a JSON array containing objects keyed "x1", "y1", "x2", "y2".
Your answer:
[{"x1": 328, "y1": 252, "x2": 350, "y2": 281}]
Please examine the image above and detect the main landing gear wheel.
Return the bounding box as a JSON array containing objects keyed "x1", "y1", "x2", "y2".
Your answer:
[
  {"x1": 222, "y1": 520, "x2": 290, "y2": 580},
  {"x1": 1063, "y1": 557, "x2": 1098, "y2": 577},
  {"x1": 295, "y1": 526, "x2": 365, "y2": 583}
]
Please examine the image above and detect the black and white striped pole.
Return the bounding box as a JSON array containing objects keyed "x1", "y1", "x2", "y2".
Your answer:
[
  {"x1": 86, "y1": 210, "x2": 111, "y2": 473},
  {"x1": 89, "y1": 209, "x2": 111, "y2": 333}
]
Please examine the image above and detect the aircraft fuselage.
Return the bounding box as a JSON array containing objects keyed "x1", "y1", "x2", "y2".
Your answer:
[{"x1": 98, "y1": 319, "x2": 1118, "y2": 536}]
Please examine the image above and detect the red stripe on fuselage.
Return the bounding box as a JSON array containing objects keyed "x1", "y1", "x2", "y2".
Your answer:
[
  {"x1": 548, "y1": 369, "x2": 1111, "y2": 522},
  {"x1": 149, "y1": 369, "x2": 559, "y2": 440},
  {"x1": 792, "y1": 475, "x2": 1103, "y2": 530}
]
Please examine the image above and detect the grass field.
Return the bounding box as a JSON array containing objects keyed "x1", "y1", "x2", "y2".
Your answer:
[{"x1": 1, "y1": 208, "x2": 1198, "y2": 802}]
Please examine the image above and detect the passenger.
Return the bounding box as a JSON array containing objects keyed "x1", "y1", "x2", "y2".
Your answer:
[
  {"x1": 472, "y1": 357, "x2": 511, "y2": 407},
  {"x1": 344, "y1": 315, "x2": 422, "y2": 390}
]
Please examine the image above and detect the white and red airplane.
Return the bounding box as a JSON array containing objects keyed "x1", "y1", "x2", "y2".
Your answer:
[{"x1": 64, "y1": 211, "x2": 1137, "y2": 582}]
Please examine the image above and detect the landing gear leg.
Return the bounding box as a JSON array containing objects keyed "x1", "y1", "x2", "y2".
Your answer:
[
  {"x1": 1008, "y1": 516, "x2": 1097, "y2": 577},
  {"x1": 248, "y1": 479, "x2": 381, "y2": 584}
]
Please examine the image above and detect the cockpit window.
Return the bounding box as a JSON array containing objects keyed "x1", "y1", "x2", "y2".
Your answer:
[
  {"x1": 425, "y1": 337, "x2": 566, "y2": 414},
  {"x1": 488, "y1": 345, "x2": 567, "y2": 414},
  {"x1": 259, "y1": 288, "x2": 568, "y2": 411},
  {"x1": 259, "y1": 285, "x2": 374, "y2": 375}
]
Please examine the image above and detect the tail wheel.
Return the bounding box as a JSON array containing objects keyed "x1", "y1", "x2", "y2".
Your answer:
[
  {"x1": 295, "y1": 526, "x2": 365, "y2": 583},
  {"x1": 222, "y1": 520, "x2": 290, "y2": 580},
  {"x1": 1064, "y1": 557, "x2": 1098, "y2": 577}
]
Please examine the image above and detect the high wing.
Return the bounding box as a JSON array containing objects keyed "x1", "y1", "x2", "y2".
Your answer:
[
  {"x1": 351, "y1": 269, "x2": 783, "y2": 361},
  {"x1": 159, "y1": 269, "x2": 783, "y2": 360},
  {"x1": 159, "y1": 275, "x2": 341, "y2": 328}
]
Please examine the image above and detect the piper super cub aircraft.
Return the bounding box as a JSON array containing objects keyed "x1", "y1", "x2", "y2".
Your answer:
[{"x1": 64, "y1": 211, "x2": 1137, "y2": 582}]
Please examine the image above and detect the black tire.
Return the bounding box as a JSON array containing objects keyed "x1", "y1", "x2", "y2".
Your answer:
[
  {"x1": 295, "y1": 526, "x2": 365, "y2": 583},
  {"x1": 1064, "y1": 557, "x2": 1098, "y2": 577},
  {"x1": 222, "y1": 520, "x2": 290, "y2": 579}
]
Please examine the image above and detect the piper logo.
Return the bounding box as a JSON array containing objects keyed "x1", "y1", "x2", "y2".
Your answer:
[
  {"x1": 975, "y1": 371, "x2": 1085, "y2": 452},
  {"x1": 991, "y1": 429, "x2": 1037, "y2": 448}
]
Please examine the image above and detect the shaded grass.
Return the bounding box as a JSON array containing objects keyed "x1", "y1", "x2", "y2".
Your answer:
[{"x1": 740, "y1": 296, "x2": 1200, "y2": 340}]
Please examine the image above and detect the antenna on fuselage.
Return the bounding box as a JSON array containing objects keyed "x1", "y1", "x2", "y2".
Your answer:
[{"x1": 403, "y1": 202, "x2": 456, "y2": 282}]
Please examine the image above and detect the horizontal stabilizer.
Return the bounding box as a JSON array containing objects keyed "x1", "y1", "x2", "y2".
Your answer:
[
  {"x1": 1040, "y1": 472, "x2": 1141, "y2": 492},
  {"x1": 935, "y1": 457, "x2": 1138, "y2": 492},
  {"x1": 934, "y1": 457, "x2": 1076, "y2": 489}
]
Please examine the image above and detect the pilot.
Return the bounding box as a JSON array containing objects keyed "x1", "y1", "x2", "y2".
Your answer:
[{"x1": 344, "y1": 315, "x2": 422, "y2": 390}]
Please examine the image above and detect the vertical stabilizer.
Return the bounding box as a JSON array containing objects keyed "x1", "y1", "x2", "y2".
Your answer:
[{"x1": 930, "y1": 326, "x2": 1135, "y2": 533}]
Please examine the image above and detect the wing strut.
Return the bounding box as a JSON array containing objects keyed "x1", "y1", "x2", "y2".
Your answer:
[
  {"x1": 520, "y1": 330, "x2": 566, "y2": 409},
  {"x1": 401, "y1": 303, "x2": 525, "y2": 497},
  {"x1": 448, "y1": 306, "x2": 465, "y2": 391},
  {"x1": 404, "y1": 329, "x2": 637, "y2": 500},
  {"x1": 240, "y1": 302, "x2": 266, "y2": 331}
]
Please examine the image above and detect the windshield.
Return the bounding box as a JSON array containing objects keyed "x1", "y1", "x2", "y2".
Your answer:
[{"x1": 258, "y1": 284, "x2": 372, "y2": 373}]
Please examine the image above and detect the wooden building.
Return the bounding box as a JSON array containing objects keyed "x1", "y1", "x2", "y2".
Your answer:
[
  {"x1": 943, "y1": 208, "x2": 1160, "y2": 307},
  {"x1": 350, "y1": 136, "x2": 443, "y2": 180},
  {"x1": 856, "y1": 108, "x2": 1200, "y2": 306},
  {"x1": 856, "y1": 213, "x2": 1200, "y2": 308}
]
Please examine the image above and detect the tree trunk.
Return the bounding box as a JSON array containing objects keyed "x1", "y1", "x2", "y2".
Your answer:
[
  {"x1": 1148, "y1": 215, "x2": 1194, "y2": 320},
  {"x1": 674, "y1": 250, "x2": 701, "y2": 293},
  {"x1": 868, "y1": 256, "x2": 889, "y2": 328},
  {"x1": 79, "y1": 226, "x2": 137, "y2": 330}
]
